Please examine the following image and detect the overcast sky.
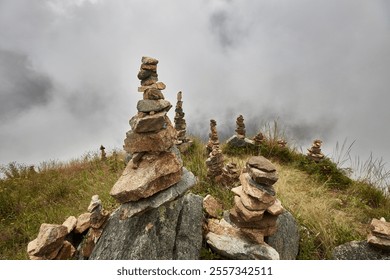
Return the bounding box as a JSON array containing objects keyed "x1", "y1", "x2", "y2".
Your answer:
[{"x1": 1, "y1": 0, "x2": 390, "y2": 181}]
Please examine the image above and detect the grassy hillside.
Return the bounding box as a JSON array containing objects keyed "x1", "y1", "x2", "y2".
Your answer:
[{"x1": 0, "y1": 137, "x2": 389, "y2": 260}]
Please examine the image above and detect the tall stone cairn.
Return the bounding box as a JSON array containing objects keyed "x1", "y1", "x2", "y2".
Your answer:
[
  {"x1": 307, "y1": 139, "x2": 325, "y2": 162},
  {"x1": 206, "y1": 145, "x2": 224, "y2": 182},
  {"x1": 229, "y1": 156, "x2": 284, "y2": 244},
  {"x1": 235, "y1": 115, "x2": 246, "y2": 139},
  {"x1": 206, "y1": 119, "x2": 220, "y2": 154},
  {"x1": 174, "y1": 91, "x2": 187, "y2": 144},
  {"x1": 113, "y1": 56, "x2": 183, "y2": 203}
]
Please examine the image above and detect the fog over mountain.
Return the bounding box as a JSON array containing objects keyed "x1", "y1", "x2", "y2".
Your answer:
[{"x1": 1, "y1": 0, "x2": 390, "y2": 180}]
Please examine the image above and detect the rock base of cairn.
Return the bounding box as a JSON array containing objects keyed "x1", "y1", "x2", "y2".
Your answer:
[
  {"x1": 307, "y1": 139, "x2": 324, "y2": 162},
  {"x1": 226, "y1": 115, "x2": 255, "y2": 148},
  {"x1": 204, "y1": 156, "x2": 285, "y2": 260},
  {"x1": 27, "y1": 195, "x2": 109, "y2": 260}
]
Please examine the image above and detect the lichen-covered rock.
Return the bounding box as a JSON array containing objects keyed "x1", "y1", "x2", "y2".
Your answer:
[{"x1": 332, "y1": 241, "x2": 390, "y2": 260}]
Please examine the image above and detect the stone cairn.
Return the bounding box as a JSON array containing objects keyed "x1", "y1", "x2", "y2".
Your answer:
[
  {"x1": 307, "y1": 139, "x2": 325, "y2": 162},
  {"x1": 235, "y1": 115, "x2": 246, "y2": 139},
  {"x1": 114, "y1": 56, "x2": 183, "y2": 202},
  {"x1": 100, "y1": 145, "x2": 106, "y2": 160},
  {"x1": 27, "y1": 195, "x2": 109, "y2": 260},
  {"x1": 206, "y1": 145, "x2": 224, "y2": 183},
  {"x1": 277, "y1": 139, "x2": 287, "y2": 148},
  {"x1": 206, "y1": 119, "x2": 220, "y2": 154},
  {"x1": 226, "y1": 115, "x2": 255, "y2": 148},
  {"x1": 174, "y1": 91, "x2": 193, "y2": 152},
  {"x1": 205, "y1": 156, "x2": 284, "y2": 260},
  {"x1": 367, "y1": 217, "x2": 390, "y2": 251},
  {"x1": 220, "y1": 162, "x2": 240, "y2": 188},
  {"x1": 253, "y1": 131, "x2": 265, "y2": 145}
]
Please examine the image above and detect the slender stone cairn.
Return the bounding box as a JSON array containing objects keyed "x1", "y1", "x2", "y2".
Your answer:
[
  {"x1": 220, "y1": 162, "x2": 240, "y2": 188},
  {"x1": 206, "y1": 119, "x2": 220, "y2": 154},
  {"x1": 253, "y1": 131, "x2": 265, "y2": 145},
  {"x1": 113, "y1": 56, "x2": 184, "y2": 203},
  {"x1": 367, "y1": 217, "x2": 390, "y2": 251},
  {"x1": 235, "y1": 115, "x2": 246, "y2": 139},
  {"x1": 307, "y1": 139, "x2": 325, "y2": 162},
  {"x1": 100, "y1": 145, "x2": 106, "y2": 161},
  {"x1": 174, "y1": 91, "x2": 193, "y2": 152},
  {"x1": 229, "y1": 156, "x2": 284, "y2": 243},
  {"x1": 226, "y1": 115, "x2": 255, "y2": 148},
  {"x1": 206, "y1": 145, "x2": 224, "y2": 182}
]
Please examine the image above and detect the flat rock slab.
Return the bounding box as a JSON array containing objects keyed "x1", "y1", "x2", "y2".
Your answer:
[
  {"x1": 137, "y1": 99, "x2": 171, "y2": 113},
  {"x1": 206, "y1": 232, "x2": 279, "y2": 260},
  {"x1": 117, "y1": 168, "x2": 196, "y2": 219},
  {"x1": 89, "y1": 193, "x2": 203, "y2": 260},
  {"x1": 247, "y1": 156, "x2": 276, "y2": 172},
  {"x1": 130, "y1": 112, "x2": 168, "y2": 133},
  {"x1": 369, "y1": 218, "x2": 390, "y2": 239},
  {"x1": 232, "y1": 186, "x2": 273, "y2": 211},
  {"x1": 240, "y1": 173, "x2": 276, "y2": 204},
  {"x1": 247, "y1": 166, "x2": 278, "y2": 186},
  {"x1": 110, "y1": 151, "x2": 182, "y2": 203},
  {"x1": 226, "y1": 135, "x2": 255, "y2": 148},
  {"x1": 233, "y1": 196, "x2": 265, "y2": 222}
]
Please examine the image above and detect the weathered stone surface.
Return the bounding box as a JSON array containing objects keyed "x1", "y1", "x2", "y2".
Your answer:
[
  {"x1": 232, "y1": 186, "x2": 273, "y2": 211},
  {"x1": 137, "y1": 69, "x2": 152, "y2": 80},
  {"x1": 141, "y1": 76, "x2": 158, "y2": 86},
  {"x1": 54, "y1": 241, "x2": 76, "y2": 260},
  {"x1": 265, "y1": 211, "x2": 300, "y2": 260},
  {"x1": 117, "y1": 168, "x2": 196, "y2": 220},
  {"x1": 138, "y1": 82, "x2": 166, "y2": 92},
  {"x1": 88, "y1": 195, "x2": 102, "y2": 213},
  {"x1": 233, "y1": 196, "x2": 265, "y2": 222},
  {"x1": 206, "y1": 232, "x2": 279, "y2": 260},
  {"x1": 239, "y1": 228, "x2": 265, "y2": 244},
  {"x1": 267, "y1": 199, "x2": 284, "y2": 216},
  {"x1": 89, "y1": 193, "x2": 203, "y2": 260},
  {"x1": 27, "y1": 224, "x2": 68, "y2": 259},
  {"x1": 90, "y1": 209, "x2": 110, "y2": 229},
  {"x1": 142, "y1": 56, "x2": 159, "y2": 65},
  {"x1": 247, "y1": 166, "x2": 278, "y2": 186},
  {"x1": 123, "y1": 123, "x2": 176, "y2": 153},
  {"x1": 137, "y1": 99, "x2": 171, "y2": 113},
  {"x1": 207, "y1": 218, "x2": 241, "y2": 237},
  {"x1": 367, "y1": 233, "x2": 390, "y2": 251},
  {"x1": 130, "y1": 112, "x2": 168, "y2": 133},
  {"x1": 203, "y1": 194, "x2": 223, "y2": 219},
  {"x1": 110, "y1": 151, "x2": 182, "y2": 203},
  {"x1": 332, "y1": 241, "x2": 390, "y2": 260},
  {"x1": 143, "y1": 88, "x2": 164, "y2": 100},
  {"x1": 229, "y1": 209, "x2": 277, "y2": 234},
  {"x1": 369, "y1": 218, "x2": 390, "y2": 239},
  {"x1": 62, "y1": 216, "x2": 77, "y2": 234},
  {"x1": 240, "y1": 173, "x2": 276, "y2": 204},
  {"x1": 74, "y1": 213, "x2": 91, "y2": 234},
  {"x1": 247, "y1": 156, "x2": 276, "y2": 172},
  {"x1": 226, "y1": 135, "x2": 255, "y2": 148}
]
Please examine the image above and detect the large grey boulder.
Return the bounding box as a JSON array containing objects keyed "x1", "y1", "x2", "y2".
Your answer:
[
  {"x1": 226, "y1": 135, "x2": 255, "y2": 148},
  {"x1": 332, "y1": 241, "x2": 390, "y2": 260},
  {"x1": 89, "y1": 191, "x2": 203, "y2": 260},
  {"x1": 265, "y1": 210, "x2": 300, "y2": 260}
]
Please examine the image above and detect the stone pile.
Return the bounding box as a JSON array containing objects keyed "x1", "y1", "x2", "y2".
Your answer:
[
  {"x1": 88, "y1": 57, "x2": 203, "y2": 260},
  {"x1": 205, "y1": 156, "x2": 285, "y2": 260},
  {"x1": 100, "y1": 145, "x2": 106, "y2": 160},
  {"x1": 253, "y1": 131, "x2": 265, "y2": 145},
  {"x1": 307, "y1": 139, "x2": 324, "y2": 162},
  {"x1": 206, "y1": 145, "x2": 224, "y2": 182},
  {"x1": 174, "y1": 91, "x2": 193, "y2": 152},
  {"x1": 220, "y1": 162, "x2": 240, "y2": 188},
  {"x1": 27, "y1": 195, "x2": 109, "y2": 260},
  {"x1": 206, "y1": 119, "x2": 220, "y2": 154},
  {"x1": 226, "y1": 115, "x2": 255, "y2": 148},
  {"x1": 277, "y1": 139, "x2": 287, "y2": 148},
  {"x1": 367, "y1": 218, "x2": 390, "y2": 251}
]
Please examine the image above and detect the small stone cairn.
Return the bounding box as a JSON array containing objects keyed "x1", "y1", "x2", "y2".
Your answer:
[
  {"x1": 277, "y1": 139, "x2": 287, "y2": 148},
  {"x1": 367, "y1": 217, "x2": 390, "y2": 251},
  {"x1": 307, "y1": 139, "x2": 325, "y2": 162},
  {"x1": 220, "y1": 162, "x2": 240, "y2": 188},
  {"x1": 27, "y1": 195, "x2": 109, "y2": 260},
  {"x1": 206, "y1": 145, "x2": 224, "y2": 182},
  {"x1": 100, "y1": 145, "x2": 106, "y2": 160},
  {"x1": 174, "y1": 91, "x2": 193, "y2": 152},
  {"x1": 226, "y1": 115, "x2": 255, "y2": 148},
  {"x1": 206, "y1": 119, "x2": 220, "y2": 154},
  {"x1": 205, "y1": 156, "x2": 285, "y2": 260},
  {"x1": 253, "y1": 131, "x2": 265, "y2": 145},
  {"x1": 113, "y1": 56, "x2": 185, "y2": 203}
]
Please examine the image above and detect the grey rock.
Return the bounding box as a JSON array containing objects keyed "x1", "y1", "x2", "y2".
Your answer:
[
  {"x1": 129, "y1": 111, "x2": 168, "y2": 133},
  {"x1": 114, "y1": 168, "x2": 196, "y2": 220},
  {"x1": 332, "y1": 240, "x2": 390, "y2": 260},
  {"x1": 206, "y1": 232, "x2": 279, "y2": 260},
  {"x1": 137, "y1": 99, "x2": 172, "y2": 113},
  {"x1": 226, "y1": 135, "x2": 255, "y2": 148},
  {"x1": 265, "y1": 211, "x2": 300, "y2": 260},
  {"x1": 247, "y1": 156, "x2": 276, "y2": 172}
]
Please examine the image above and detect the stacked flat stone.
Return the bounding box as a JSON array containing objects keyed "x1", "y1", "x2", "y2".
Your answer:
[
  {"x1": 113, "y1": 56, "x2": 183, "y2": 203},
  {"x1": 307, "y1": 139, "x2": 324, "y2": 162},
  {"x1": 253, "y1": 132, "x2": 265, "y2": 145},
  {"x1": 27, "y1": 195, "x2": 109, "y2": 260},
  {"x1": 206, "y1": 145, "x2": 224, "y2": 182},
  {"x1": 367, "y1": 218, "x2": 390, "y2": 251},
  {"x1": 206, "y1": 119, "x2": 220, "y2": 154},
  {"x1": 220, "y1": 162, "x2": 240, "y2": 188},
  {"x1": 235, "y1": 115, "x2": 246, "y2": 139},
  {"x1": 229, "y1": 156, "x2": 284, "y2": 244}
]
